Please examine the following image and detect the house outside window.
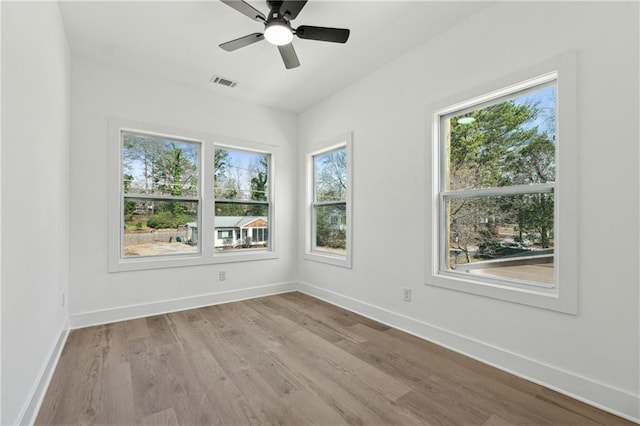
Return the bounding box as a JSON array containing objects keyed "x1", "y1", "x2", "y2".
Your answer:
[
  {"x1": 214, "y1": 147, "x2": 271, "y2": 253},
  {"x1": 109, "y1": 119, "x2": 277, "y2": 271},
  {"x1": 304, "y1": 133, "x2": 352, "y2": 268},
  {"x1": 425, "y1": 52, "x2": 578, "y2": 313}
]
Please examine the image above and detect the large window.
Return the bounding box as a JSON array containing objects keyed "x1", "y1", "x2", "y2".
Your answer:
[
  {"x1": 441, "y1": 79, "x2": 556, "y2": 287},
  {"x1": 305, "y1": 134, "x2": 352, "y2": 268},
  {"x1": 426, "y1": 52, "x2": 578, "y2": 313},
  {"x1": 109, "y1": 120, "x2": 277, "y2": 271}
]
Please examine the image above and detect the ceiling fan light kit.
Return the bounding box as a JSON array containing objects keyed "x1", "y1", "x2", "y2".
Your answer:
[
  {"x1": 264, "y1": 22, "x2": 293, "y2": 46},
  {"x1": 219, "y1": 0, "x2": 350, "y2": 69}
]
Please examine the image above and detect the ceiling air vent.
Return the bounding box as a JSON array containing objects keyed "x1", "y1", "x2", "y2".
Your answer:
[{"x1": 210, "y1": 75, "x2": 237, "y2": 88}]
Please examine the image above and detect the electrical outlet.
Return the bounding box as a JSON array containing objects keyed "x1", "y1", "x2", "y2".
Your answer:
[
  {"x1": 62, "y1": 292, "x2": 66, "y2": 307},
  {"x1": 219, "y1": 270, "x2": 227, "y2": 281},
  {"x1": 403, "y1": 288, "x2": 411, "y2": 302}
]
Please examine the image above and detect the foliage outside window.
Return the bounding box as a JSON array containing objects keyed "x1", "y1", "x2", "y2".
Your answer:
[
  {"x1": 214, "y1": 148, "x2": 271, "y2": 253},
  {"x1": 122, "y1": 132, "x2": 200, "y2": 258},
  {"x1": 439, "y1": 76, "x2": 557, "y2": 288},
  {"x1": 305, "y1": 134, "x2": 352, "y2": 268},
  {"x1": 111, "y1": 121, "x2": 277, "y2": 271},
  {"x1": 427, "y1": 53, "x2": 578, "y2": 313},
  {"x1": 313, "y1": 148, "x2": 347, "y2": 254}
]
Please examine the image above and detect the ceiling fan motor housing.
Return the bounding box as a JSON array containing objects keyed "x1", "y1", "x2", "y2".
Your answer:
[{"x1": 267, "y1": 1, "x2": 285, "y2": 12}]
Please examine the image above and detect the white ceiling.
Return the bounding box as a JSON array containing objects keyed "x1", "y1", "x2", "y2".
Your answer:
[{"x1": 59, "y1": 1, "x2": 492, "y2": 114}]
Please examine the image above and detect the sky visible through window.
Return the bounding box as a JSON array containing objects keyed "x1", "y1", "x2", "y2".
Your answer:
[
  {"x1": 513, "y1": 86, "x2": 556, "y2": 137},
  {"x1": 215, "y1": 147, "x2": 268, "y2": 201},
  {"x1": 444, "y1": 82, "x2": 557, "y2": 286}
]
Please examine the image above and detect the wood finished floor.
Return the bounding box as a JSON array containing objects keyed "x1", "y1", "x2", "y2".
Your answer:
[{"x1": 36, "y1": 292, "x2": 632, "y2": 426}]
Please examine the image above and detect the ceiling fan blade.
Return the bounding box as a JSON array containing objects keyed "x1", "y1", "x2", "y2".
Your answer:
[
  {"x1": 219, "y1": 33, "x2": 264, "y2": 51},
  {"x1": 296, "y1": 26, "x2": 350, "y2": 43},
  {"x1": 277, "y1": 43, "x2": 300, "y2": 69},
  {"x1": 279, "y1": 0, "x2": 308, "y2": 20},
  {"x1": 220, "y1": 0, "x2": 265, "y2": 22}
]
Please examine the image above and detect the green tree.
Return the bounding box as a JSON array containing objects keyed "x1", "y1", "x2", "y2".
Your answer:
[
  {"x1": 123, "y1": 134, "x2": 198, "y2": 229},
  {"x1": 519, "y1": 193, "x2": 554, "y2": 248},
  {"x1": 214, "y1": 149, "x2": 230, "y2": 187},
  {"x1": 448, "y1": 97, "x2": 555, "y2": 259},
  {"x1": 250, "y1": 156, "x2": 268, "y2": 202},
  {"x1": 214, "y1": 148, "x2": 242, "y2": 216},
  {"x1": 449, "y1": 102, "x2": 539, "y2": 190}
]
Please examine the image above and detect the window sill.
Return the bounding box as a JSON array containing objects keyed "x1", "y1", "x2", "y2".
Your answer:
[
  {"x1": 304, "y1": 251, "x2": 352, "y2": 269},
  {"x1": 109, "y1": 251, "x2": 279, "y2": 272},
  {"x1": 425, "y1": 271, "x2": 576, "y2": 314}
]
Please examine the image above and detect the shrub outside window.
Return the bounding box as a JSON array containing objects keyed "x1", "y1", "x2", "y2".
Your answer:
[
  {"x1": 109, "y1": 120, "x2": 277, "y2": 272},
  {"x1": 122, "y1": 132, "x2": 201, "y2": 258}
]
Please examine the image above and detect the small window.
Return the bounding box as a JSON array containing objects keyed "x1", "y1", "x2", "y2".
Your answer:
[
  {"x1": 426, "y1": 52, "x2": 578, "y2": 313},
  {"x1": 305, "y1": 134, "x2": 352, "y2": 268},
  {"x1": 218, "y1": 230, "x2": 233, "y2": 239},
  {"x1": 121, "y1": 131, "x2": 200, "y2": 258}
]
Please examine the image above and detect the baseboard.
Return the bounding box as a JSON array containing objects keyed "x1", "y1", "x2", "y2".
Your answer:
[
  {"x1": 69, "y1": 281, "x2": 297, "y2": 329},
  {"x1": 297, "y1": 281, "x2": 640, "y2": 423},
  {"x1": 16, "y1": 318, "x2": 70, "y2": 426}
]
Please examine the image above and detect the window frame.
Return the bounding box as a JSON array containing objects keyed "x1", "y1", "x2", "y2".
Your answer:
[
  {"x1": 108, "y1": 118, "x2": 278, "y2": 272},
  {"x1": 120, "y1": 130, "x2": 203, "y2": 260},
  {"x1": 213, "y1": 144, "x2": 274, "y2": 258},
  {"x1": 425, "y1": 52, "x2": 578, "y2": 314},
  {"x1": 304, "y1": 133, "x2": 353, "y2": 268}
]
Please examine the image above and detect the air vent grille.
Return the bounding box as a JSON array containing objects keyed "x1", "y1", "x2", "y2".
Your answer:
[{"x1": 210, "y1": 75, "x2": 237, "y2": 88}]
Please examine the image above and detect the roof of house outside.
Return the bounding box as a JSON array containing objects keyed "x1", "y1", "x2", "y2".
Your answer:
[{"x1": 186, "y1": 216, "x2": 267, "y2": 229}]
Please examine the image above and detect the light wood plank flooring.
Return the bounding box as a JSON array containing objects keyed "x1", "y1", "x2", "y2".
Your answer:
[{"x1": 36, "y1": 292, "x2": 632, "y2": 425}]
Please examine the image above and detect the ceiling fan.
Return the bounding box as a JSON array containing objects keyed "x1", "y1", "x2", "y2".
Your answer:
[{"x1": 219, "y1": 0, "x2": 350, "y2": 69}]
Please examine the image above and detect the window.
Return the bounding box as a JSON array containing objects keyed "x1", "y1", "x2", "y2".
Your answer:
[
  {"x1": 426, "y1": 52, "x2": 578, "y2": 313},
  {"x1": 441, "y1": 79, "x2": 556, "y2": 287},
  {"x1": 214, "y1": 147, "x2": 271, "y2": 253},
  {"x1": 109, "y1": 119, "x2": 277, "y2": 271},
  {"x1": 304, "y1": 133, "x2": 352, "y2": 268},
  {"x1": 121, "y1": 131, "x2": 201, "y2": 258},
  {"x1": 218, "y1": 230, "x2": 233, "y2": 239}
]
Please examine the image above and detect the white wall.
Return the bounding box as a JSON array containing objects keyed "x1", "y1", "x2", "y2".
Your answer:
[
  {"x1": 1, "y1": 2, "x2": 71, "y2": 425},
  {"x1": 68, "y1": 57, "x2": 298, "y2": 325},
  {"x1": 298, "y1": 2, "x2": 639, "y2": 420}
]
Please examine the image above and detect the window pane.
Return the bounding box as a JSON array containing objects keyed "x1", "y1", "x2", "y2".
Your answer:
[
  {"x1": 314, "y1": 204, "x2": 346, "y2": 255},
  {"x1": 445, "y1": 85, "x2": 556, "y2": 191},
  {"x1": 214, "y1": 148, "x2": 269, "y2": 201},
  {"x1": 123, "y1": 198, "x2": 198, "y2": 257},
  {"x1": 123, "y1": 132, "x2": 199, "y2": 197},
  {"x1": 445, "y1": 192, "x2": 554, "y2": 285},
  {"x1": 314, "y1": 148, "x2": 347, "y2": 202},
  {"x1": 214, "y1": 202, "x2": 269, "y2": 252}
]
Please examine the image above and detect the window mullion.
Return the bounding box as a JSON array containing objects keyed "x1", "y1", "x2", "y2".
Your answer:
[
  {"x1": 442, "y1": 183, "x2": 555, "y2": 200},
  {"x1": 313, "y1": 200, "x2": 346, "y2": 207},
  {"x1": 123, "y1": 194, "x2": 200, "y2": 202}
]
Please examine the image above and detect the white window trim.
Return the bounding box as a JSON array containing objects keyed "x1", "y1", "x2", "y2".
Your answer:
[
  {"x1": 425, "y1": 51, "x2": 578, "y2": 314},
  {"x1": 304, "y1": 133, "x2": 353, "y2": 268},
  {"x1": 108, "y1": 118, "x2": 278, "y2": 272}
]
